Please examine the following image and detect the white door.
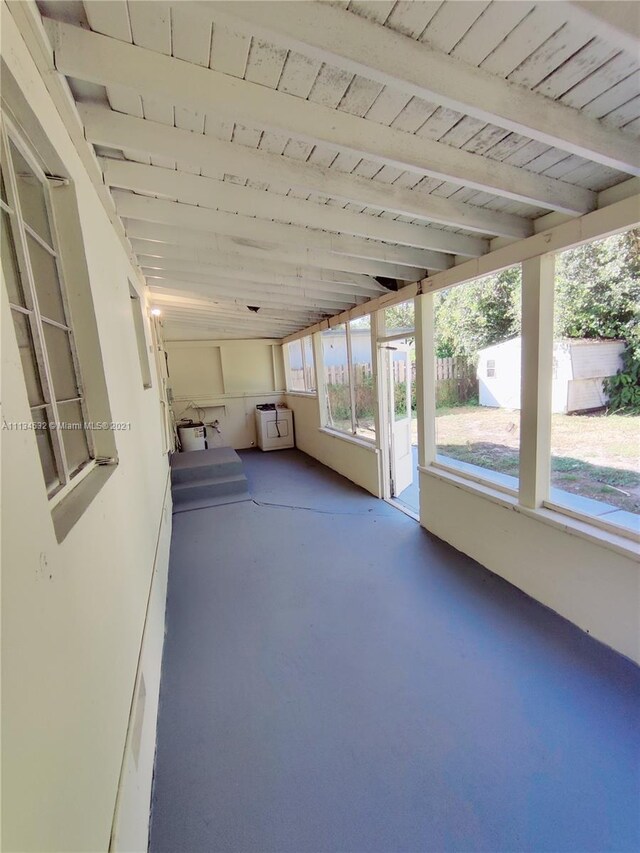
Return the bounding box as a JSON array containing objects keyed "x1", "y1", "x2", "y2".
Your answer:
[{"x1": 389, "y1": 344, "x2": 413, "y2": 496}]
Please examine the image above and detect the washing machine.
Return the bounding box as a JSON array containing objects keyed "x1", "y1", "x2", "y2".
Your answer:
[{"x1": 255, "y1": 405, "x2": 294, "y2": 451}]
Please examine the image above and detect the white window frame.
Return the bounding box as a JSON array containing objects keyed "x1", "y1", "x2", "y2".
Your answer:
[
  {"x1": 419, "y1": 250, "x2": 638, "y2": 545},
  {"x1": 285, "y1": 334, "x2": 316, "y2": 394},
  {"x1": 129, "y1": 281, "x2": 153, "y2": 390},
  {"x1": 320, "y1": 318, "x2": 376, "y2": 443},
  {"x1": 1, "y1": 118, "x2": 95, "y2": 500}
]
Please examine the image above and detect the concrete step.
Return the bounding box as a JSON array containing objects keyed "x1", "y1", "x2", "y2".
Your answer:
[
  {"x1": 172, "y1": 473, "x2": 249, "y2": 506},
  {"x1": 171, "y1": 447, "x2": 244, "y2": 485}
]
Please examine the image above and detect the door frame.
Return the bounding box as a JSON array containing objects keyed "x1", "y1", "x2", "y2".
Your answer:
[{"x1": 376, "y1": 320, "x2": 419, "y2": 517}]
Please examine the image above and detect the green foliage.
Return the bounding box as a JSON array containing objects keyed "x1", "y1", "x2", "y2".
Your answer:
[
  {"x1": 384, "y1": 301, "x2": 415, "y2": 332},
  {"x1": 434, "y1": 266, "x2": 521, "y2": 359},
  {"x1": 603, "y1": 345, "x2": 640, "y2": 414},
  {"x1": 554, "y1": 229, "x2": 640, "y2": 352}
]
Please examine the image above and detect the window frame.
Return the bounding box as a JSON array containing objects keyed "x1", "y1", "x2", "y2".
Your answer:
[
  {"x1": 129, "y1": 281, "x2": 153, "y2": 390},
  {"x1": 285, "y1": 334, "x2": 317, "y2": 395},
  {"x1": 320, "y1": 318, "x2": 376, "y2": 443},
  {"x1": 1, "y1": 118, "x2": 95, "y2": 500},
  {"x1": 419, "y1": 251, "x2": 638, "y2": 545}
]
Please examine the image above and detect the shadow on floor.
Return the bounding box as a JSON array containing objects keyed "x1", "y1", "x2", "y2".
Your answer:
[{"x1": 150, "y1": 448, "x2": 640, "y2": 853}]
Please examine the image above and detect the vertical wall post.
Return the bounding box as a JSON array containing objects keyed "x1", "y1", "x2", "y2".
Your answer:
[
  {"x1": 415, "y1": 293, "x2": 436, "y2": 470},
  {"x1": 312, "y1": 331, "x2": 327, "y2": 426},
  {"x1": 519, "y1": 254, "x2": 555, "y2": 509}
]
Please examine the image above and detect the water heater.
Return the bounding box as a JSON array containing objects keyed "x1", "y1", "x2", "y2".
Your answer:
[{"x1": 177, "y1": 421, "x2": 207, "y2": 452}]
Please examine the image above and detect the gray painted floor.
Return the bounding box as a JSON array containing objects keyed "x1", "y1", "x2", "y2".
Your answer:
[{"x1": 150, "y1": 449, "x2": 640, "y2": 853}]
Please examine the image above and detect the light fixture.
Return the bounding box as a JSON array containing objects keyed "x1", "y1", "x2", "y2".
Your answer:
[{"x1": 151, "y1": 308, "x2": 162, "y2": 316}]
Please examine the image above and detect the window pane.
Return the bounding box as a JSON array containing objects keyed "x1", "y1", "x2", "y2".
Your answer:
[
  {"x1": 434, "y1": 265, "x2": 522, "y2": 488},
  {"x1": 287, "y1": 340, "x2": 305, "y2": 391},
  {"x1": 302, "y1": 336, "x2": 316, "y2": 392},
  {"x1": 31, "y1": 408, "x2": 60, "y2": 492},
  {"x1": 42, "y1": 321, "x2": 79, "y2": 401},
  {"x1": 11, "y1": 309, "x2": 45, "y2": 406},
  {"x1": 26, "y1": 233, "x2": 66, "y2": 324},
  {"x1": 549, "y1": 232, "x2": 640, "y2": 532},
  {"x1": 322, "y1": 324, "x2": 352, "y2": 433},
  {"x1": 9, "y1": 139, "x2": 53, "y2": 246},
  {"x1": 2, "y1": 209, "x2": 26, "y2": 307},
  {"x1": 27, "y1": 234, "x2": 67, "y2": 324},
  {"x1": 384, "y1": 299, "x2": 414, "y2": 335},
  {"x1": 57, "y1": 400, "x2": 91, "y2": 475},
  {"x1": 349, "y1": 317, "x2": 375, "y2": 439}
]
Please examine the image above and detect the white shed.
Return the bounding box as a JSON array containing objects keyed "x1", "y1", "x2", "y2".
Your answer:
[{"x1": 477, "y1": 338, "x2": 625, "y2": 413}]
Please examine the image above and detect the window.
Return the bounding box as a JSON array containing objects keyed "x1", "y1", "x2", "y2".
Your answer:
[
  {"x1": 433, "y1": 264, "x2": 522, "y2": 490},
  {"x1": 320, "y1": 319, "x2": 375, "y2": 440},
  {"x1": 546, "y1": 232, "x2": 639, "y2": 534},
  {"x1": 322, "y1": 324, "x2": 352, "y2": 433},
  {"x1": 286, "y1": 334, "x2": 315, "y2": 393},
  {"x1": 350, "y1": 316, "x2": 375, "y2": 440},
  {"x1": 130, "y1": 283, "x2": 152, "y2": 389},
  {"x1": 1, "y1": 126, "x2": 92, "y2": 496}
]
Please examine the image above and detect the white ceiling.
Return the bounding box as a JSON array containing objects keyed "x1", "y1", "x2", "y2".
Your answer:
[{"x1": 37, "y1": 0, "x2": 640, "y2": 340}]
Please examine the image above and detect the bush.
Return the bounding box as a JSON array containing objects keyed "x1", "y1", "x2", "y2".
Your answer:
[{"x1": 604, "y1": 345, "x2": 640, "y2": 414}]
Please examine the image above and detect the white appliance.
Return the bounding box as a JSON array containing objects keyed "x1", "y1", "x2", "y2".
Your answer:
[
  {"x1": 177, "y1": 421, "x2": 207, "y2": 451},
  {"x1": 255, "y1": 406, "x2": 294, "y2": 451}
]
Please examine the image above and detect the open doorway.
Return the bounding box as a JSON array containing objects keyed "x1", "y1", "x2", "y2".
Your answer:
[{"x1": 378, "y1": 300, "x2": 419, "y2": 518}]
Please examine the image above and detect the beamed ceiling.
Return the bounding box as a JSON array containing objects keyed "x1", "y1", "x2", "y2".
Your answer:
[{"x1": 35, "y1": 0, "x2": 640, "y2": 340}]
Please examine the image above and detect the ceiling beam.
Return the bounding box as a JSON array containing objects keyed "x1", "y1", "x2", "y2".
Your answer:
[
  {"x1": 139, "y1": 258, "x2": 382, "y2": 299},
  {"x1": 216, "y1": 0, "x2": 640, "y2": 176},
  {"x1": 129, "y1": 233, "x2": 424, "y2": 282},
  {"x1": 152, "y1": 307, "x2": 301, "y2": 335},
  {"x1": 101, "y1": 158, "x2": 487, "y2": 257},
  {"x1": 564, "y1": 2, "x2": 640, "y2": 57},
  {"x1": 114, "y1": 193, "x2": 454, "y2": 270},
  {"x1": 144, "y1": 273, "x2": 365, "y2": 312},
  {"x1": 133, "y1": 243, "x2": 390, "y2": 290},
  {"x1": 156, "y1": 310, "x2": 300, "y2": 335},
  {"x1": 81, "y1": 105, "x2": 530, "y2": 239},
  {"x1": 150, "y1": 294, "x2": 313, "y2": 330},
  {"x1": 46, "y1": 21, "x2": 596, "y2": 214},
  {"x1": 139, "y1": 256, "x2": 382, "y2": 296}
]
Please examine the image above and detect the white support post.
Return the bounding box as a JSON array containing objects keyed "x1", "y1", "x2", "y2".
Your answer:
[
  {"x1": 519, "y1": 254, "x2": 555, "y2": 509},
  {"x1": 415, "y1": 293, "x2": 436, "y2": 470},
  {"x1": 312, "y1": 331, "x2": 327, "y2": 427}
]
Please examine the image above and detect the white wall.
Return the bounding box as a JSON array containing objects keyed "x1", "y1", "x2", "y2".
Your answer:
[
  {"x1": 167, "y1": 339, "x2": 287, "y2": 448},
  {"x1": 420, "y1": 471, "x2": 640, "y2": 664},
  {"x1": 2, "y1": 10, "x2": 171, "y2": 851},
  {"x1": 286, "y1": 393, "x2": 381, "y2": 497}
]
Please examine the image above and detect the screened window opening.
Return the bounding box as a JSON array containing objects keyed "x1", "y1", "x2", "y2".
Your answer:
[
  {"x1": 321, "y1": 319, "x2": 375, "y2": 441},
  {"x1": 286, "y1": 335, "x2": 316, "y2": 393},
  {"x1": 433, "y1": 264, "x2": 522, "y2": 489},
  {"x1": 1, "y1": 124, "x2": 92, "y2": 497},
  {"x1": 547, "y1": 230, "x2": 639, "y2": 534}
]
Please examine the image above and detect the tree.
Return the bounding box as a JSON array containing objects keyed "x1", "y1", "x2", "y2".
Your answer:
[
  {"x1": 434, "y1": 266, "x2": 521, "y2": 359},
  {"x1": 554, "y1": 229, "x2": 640, "y2": 353}
]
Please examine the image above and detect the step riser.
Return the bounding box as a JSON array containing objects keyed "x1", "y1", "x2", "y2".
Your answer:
[
  {"x1": 171, "y1": 461, "x2": 243, "y2": 485},
  {"x1": 173, "y1": 478, "x2": 248, "y2": 505}
]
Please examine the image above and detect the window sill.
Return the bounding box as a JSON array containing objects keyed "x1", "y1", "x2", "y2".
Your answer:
[
  {"x1": 419, "y1": 463, "x2": 639, "y2": 561},
  {"x1": 285, "y1": 390, "x2": 318, "y2": 398},
  {"x1": 432, "y1": 455, "x2": 518, "y2": 497},
  {"x1": 51, "y1": 460, "x2": 118, "y2": 543},
  {"x1": 318, "y1": 427, "x2": 378, "y2": 451}
]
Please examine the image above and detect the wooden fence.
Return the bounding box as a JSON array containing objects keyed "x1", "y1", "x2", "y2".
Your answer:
[{"x1": 294, "y1": 357, "x2": 477, "y2": 407}]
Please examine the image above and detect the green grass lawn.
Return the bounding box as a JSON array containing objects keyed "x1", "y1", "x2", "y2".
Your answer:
[{"x1": 431, "y1": 406, "x2": 640, "y2": 515}]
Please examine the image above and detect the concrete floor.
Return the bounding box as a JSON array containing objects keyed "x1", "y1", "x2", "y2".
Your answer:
[{"x1": 150, "y1": 449, "x2": 640, "y2": 853}]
